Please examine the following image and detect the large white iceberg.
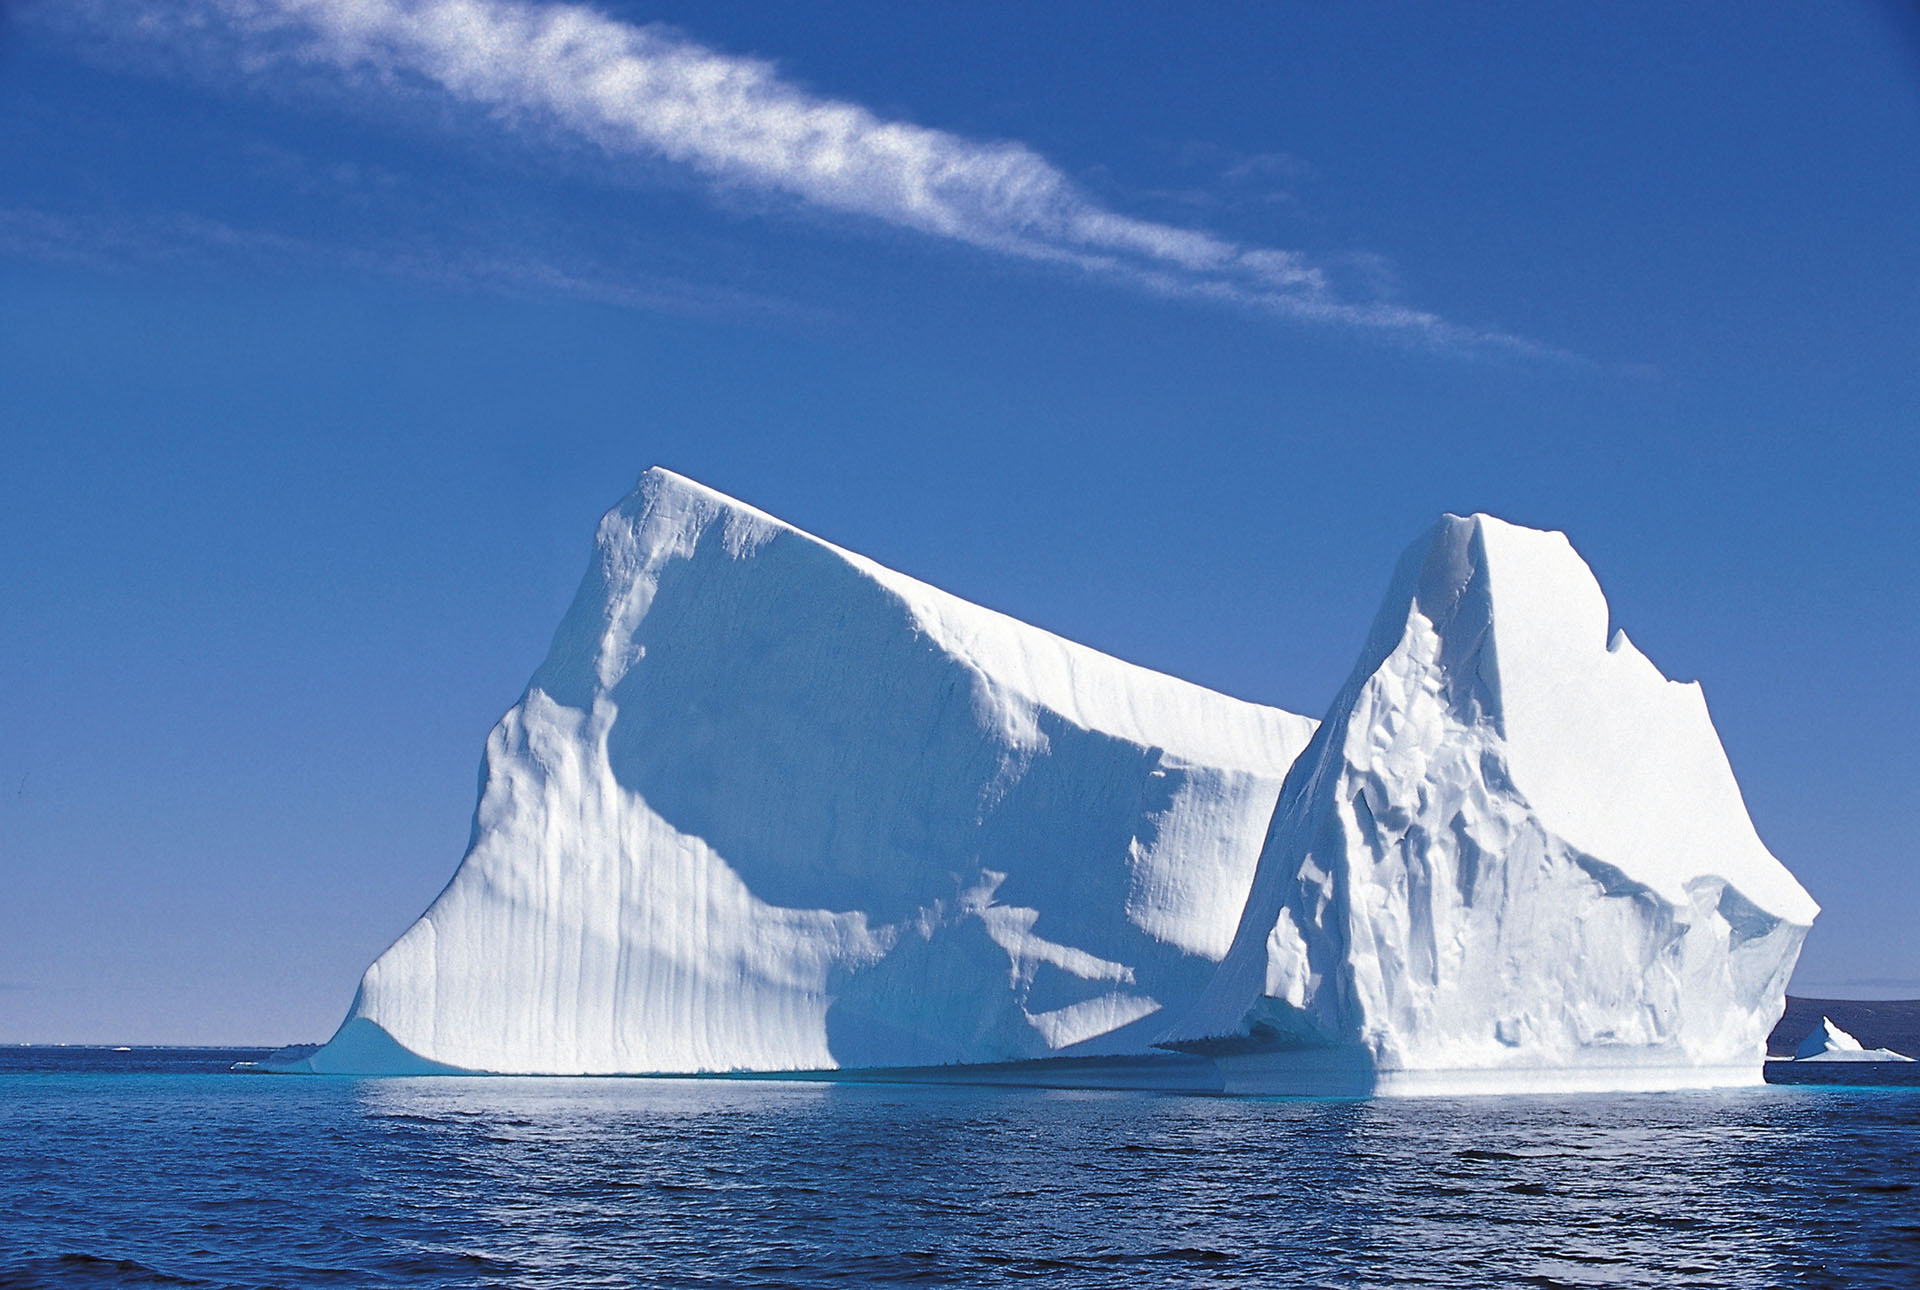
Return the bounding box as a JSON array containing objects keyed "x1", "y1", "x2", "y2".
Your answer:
[
  {"x1": 1166, "y1": 513, "x2": 1818, "y2": 1093},
  {"x1": 298, "y1": 468, "x2": 1316, "y2": 1074},
  {"x1": 294, "y1": 480, "x2": 1816, "y2": 1094}
]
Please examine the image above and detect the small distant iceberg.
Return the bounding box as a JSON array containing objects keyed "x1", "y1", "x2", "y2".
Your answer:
[{"x1": 1792, "y1": 1017, "x2": 1913, "y2": 1063}]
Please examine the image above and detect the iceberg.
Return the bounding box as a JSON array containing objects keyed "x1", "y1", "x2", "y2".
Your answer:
[
  {"x1": 1792, "y1": 1017, "x2": 1912, "y2": 1063},
  {"x1": 292, "y1": 482, "x2": 1816, "y2": 1094},
  {"x1": 1166, "y1": 514, "x2": 1819, "y2": 1094},
  {"x1": 296, "y1": 468, "x2": 1317, "y2": 1074}
]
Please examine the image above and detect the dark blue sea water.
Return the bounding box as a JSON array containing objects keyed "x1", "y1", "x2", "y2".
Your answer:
[{"x1": 3, "y1": 1049, "x2": 1917, "y2": 1289}]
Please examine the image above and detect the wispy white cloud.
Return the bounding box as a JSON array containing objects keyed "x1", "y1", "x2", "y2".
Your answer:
[{"x1": 32, "y1": 0, "x2": 1563, "y2": 356}]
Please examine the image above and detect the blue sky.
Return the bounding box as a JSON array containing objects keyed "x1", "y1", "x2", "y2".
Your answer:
[{"x1": 2, "y1": 1, "x2": 1916, "y2": 1043}]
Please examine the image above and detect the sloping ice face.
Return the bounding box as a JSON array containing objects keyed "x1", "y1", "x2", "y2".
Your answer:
[
  {"x1": 304, "y1": 468, "x2": 1317, "y2": 1075},
  {"x1": 1166, "y1": 514, "x2": 1818, "y2": 1094}
]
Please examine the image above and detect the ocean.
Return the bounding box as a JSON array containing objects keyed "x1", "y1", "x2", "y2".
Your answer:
[{"x1": 2, "y1": 1048, "x2": 1916, "y2": 1288}]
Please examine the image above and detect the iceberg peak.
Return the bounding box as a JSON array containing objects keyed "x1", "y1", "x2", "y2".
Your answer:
[
  {"x1": 1166, "y1": 512, "x2": 1816, "y2": 1092},
  {"x1": 1795, "y1": 1016, "x2": 1866, "y2": 1059}
]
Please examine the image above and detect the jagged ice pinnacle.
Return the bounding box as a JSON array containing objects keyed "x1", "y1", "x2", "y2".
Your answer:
[{"x1": 1169, "y1": 513, "x2": 1817, "y2": 1093}]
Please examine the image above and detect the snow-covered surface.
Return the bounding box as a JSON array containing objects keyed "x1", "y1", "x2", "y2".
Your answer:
[
  {"x1": 1166, "y1": 513, "x2": 1817, "y2": 1093},
  {"x1": 298, "y1": 468, "x2": 1315, "y2": 1075},
  {"x1": 1793, "y1": 1017, "x2": 1912, "y2": 1063}
]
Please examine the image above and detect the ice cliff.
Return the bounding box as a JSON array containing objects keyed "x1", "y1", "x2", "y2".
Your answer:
[
  {"x1": 301, "y1": 468, "x2": 1317, "y2": 1074},
  {"x1": 1168, "y1": 514, "x2": 1818, "y2": 1093}
]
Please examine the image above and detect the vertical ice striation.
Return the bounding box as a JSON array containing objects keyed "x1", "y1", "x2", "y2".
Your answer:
[
  {"x1": 1170, "y1": 514, "x2": 1817, "y2": 1093},
  {"x1": 303, "y1": 468, "x2": 1317, "y2": 1075}
]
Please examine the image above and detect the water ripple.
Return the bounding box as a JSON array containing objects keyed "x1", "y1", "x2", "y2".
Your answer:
[{"x1": 1, "y1": 1067, "x2": 1916, "y2": 1288}]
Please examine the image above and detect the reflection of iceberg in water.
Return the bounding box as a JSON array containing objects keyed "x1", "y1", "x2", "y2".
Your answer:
[
  {"x1": 146, "y1": 1062, "x2": 1920, "y2": 1286},
  {"x1": 285, "y1": 475, "x2": 1815, "y2": 1095}
]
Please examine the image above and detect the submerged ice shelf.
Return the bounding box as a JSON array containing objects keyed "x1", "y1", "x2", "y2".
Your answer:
[{"x1": 289, "y1": 471, "x2": 1815, "y2": 1094}]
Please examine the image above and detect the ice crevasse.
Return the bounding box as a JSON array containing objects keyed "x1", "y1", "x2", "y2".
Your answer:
[{"x1": 293, "y1": 471, "x2": 1817, "y2": 1092}]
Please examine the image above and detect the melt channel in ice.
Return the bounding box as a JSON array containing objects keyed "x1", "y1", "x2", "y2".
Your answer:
[
  {"x1": 1164, "y1": 513, "x2": 1819, "y2": 1095},
  {"x1": 293, "y1": 468, "x2": 1318, "y2": 1075}
]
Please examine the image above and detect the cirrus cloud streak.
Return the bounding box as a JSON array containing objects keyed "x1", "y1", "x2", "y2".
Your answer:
[{"x1": 36, "y1": 0, "x2": 1559, "y2": 355}]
